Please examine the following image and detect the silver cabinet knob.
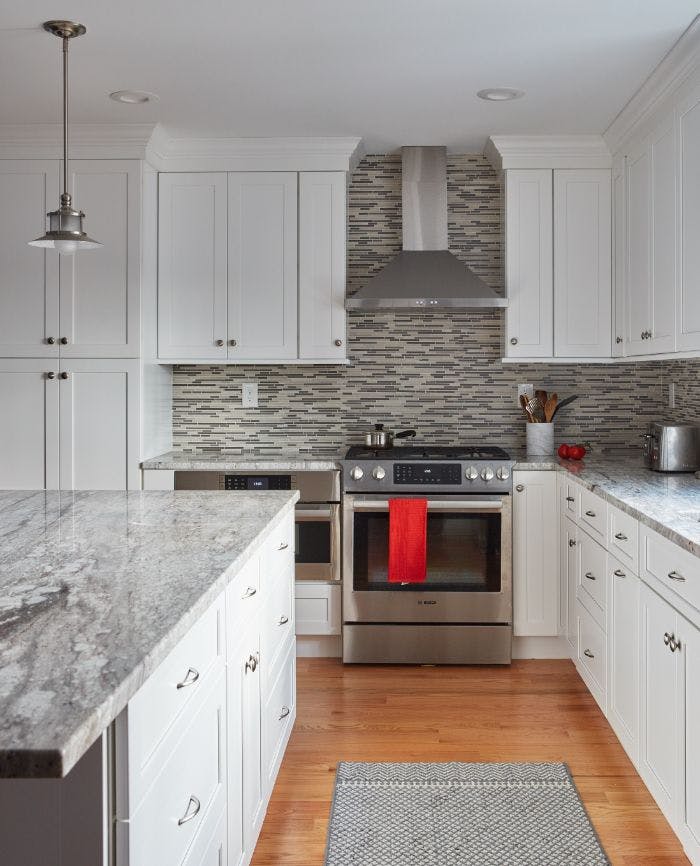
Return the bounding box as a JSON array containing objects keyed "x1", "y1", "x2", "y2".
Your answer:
[
  {"x1": 669, "y1": 635, "x2": 681, "y2": 653},
  {"x1": 481, "y1": 467, "x2": 494, "y2": 482},
  {"x1": 279, "y1": 706, "x2": 291, "y2": 720},
  {"x1": 215, "y1": 339, "x2": 224, "y2": 347},
  {"x1": 615, "y1": 336, "x2": 623, "y2": 344},
  {"x1": 569, "y1": 538, "x2": 576, "y2": 547},
  {"x1": 350, "y1": 466, "x2": 364, "y2": 481},
  {"x1": 510, "y1": 337, "x2": 518, "y2": 345},
  {"x1": 515, "y1": 484, "x2": 524, "y2": 492},
  {"x1": 230, "y1": 339, "x2": 237, "y2": 346},
  {"x1": 59, "y1": 336, "x2": 68, "y2": 345},
  {"x1": 465, "y1": 466, "x2": 478, "y2": 481},
  {"x1": 334, "y1": 339, "x2": 343, "y2": 347},
  {"x1": 60, "y1": 371, "x2": 69, "y2": 379},
  {"x1": 497, "y1": 466, "x2": 510, "y2": 481},
  {"x1": 664, "y1": 632, "x2": 671, "y2": 646},
  {"x1": 372, "y1": 466, "x2": 386, "y2": 480},
  {"x1": 47, "y1": 337, "x2": 56, "y2": 345},
  {"x1": 47, "y1": 371, "x2": 56, "y2": 380}
]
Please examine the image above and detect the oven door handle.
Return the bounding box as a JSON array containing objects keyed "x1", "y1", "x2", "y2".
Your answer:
[
  {"x1": 295, "y1": 506, "x2": 335, "y2": 521},
  {"x1": 351, "y1": 500, "x2": 503, "y2": 512}
]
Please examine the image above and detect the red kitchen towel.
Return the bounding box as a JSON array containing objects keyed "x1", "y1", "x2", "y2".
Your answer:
[{"x1": 388, "y1": 498, "x2": 427, "y2": 583}]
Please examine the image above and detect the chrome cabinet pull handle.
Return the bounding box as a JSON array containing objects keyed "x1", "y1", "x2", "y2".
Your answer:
[
  {"x1": 583, "y1": 649, "x2": 594, "y2": 659},
  {"x1": 664, "y1": 632, "x2": 671, "y2": 646},
  {"x1": 178, "y1": 795, "x2": 201, "y2": 826},
  {"x1": 585, "y1": 510, "x2": 596, "y2": 517},
  {"x1": 568, "y1": 539, "x2": 576, "y2": 547},
  {"x1": 278, "y1": 615, "x2": 289, "y2": 626},
  {"x1": 278, "y1": 541, "x2": 289, "y2": 550},
  {"x1": 565, "y1": 496, "x2": 575, "y2": 502},
  {"x1": 613, "y1": 569, "x2": 626, "y2": 577},
  {"x1": 668, "y1": 570, "x2": 685, "y2": 582},
  {"x1": 614, "y1": 532, "x2": 628, "y2": 541},
  {"x1": 279, "y1": 706, "x2": 290, "y2": 720},
  {"x1": 176, "y1": 667, "x2": 200, "y2": 690},
  {"x1": 584, "y1": 572, "x2": 596, "y2": 581},
  {"x1": 242, "y1": 586, "x2": 257, "y2": 599}
]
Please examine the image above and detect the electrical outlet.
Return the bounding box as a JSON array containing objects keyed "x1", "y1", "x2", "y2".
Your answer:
[
  {"x1": 242, "y1": 382, "x2": 258, "y2": 408},
  {"x1": 668, "y1": 382, "x2": 676, "y2": 409},
  {"x1": 517, "y1": 383, "x2": 534, "y2": 407}
]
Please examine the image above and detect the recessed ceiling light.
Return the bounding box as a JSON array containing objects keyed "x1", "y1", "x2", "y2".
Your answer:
[
  {"x1": 109, "y1": 90, "x2": 159, "y2": 104},
  {"x1": 476, "y1": 88, "x2": 525, "y2": 102}
]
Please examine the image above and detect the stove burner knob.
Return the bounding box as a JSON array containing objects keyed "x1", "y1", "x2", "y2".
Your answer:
[
  {"x1": 350, "y1": 466, "x2": 364, "y2": 481},
  {"x1": 496, "y1": 466, "x2": 510, "y2": 481},
  {"x1": 481, "y1": 466, "x2": 495, "y2": 482},
  {"x1": 372, "y1": 466, "x2": 386, "y2": 480},
  {"x1": 465, "y1": 466, "x2": 479, "y2": 481}
]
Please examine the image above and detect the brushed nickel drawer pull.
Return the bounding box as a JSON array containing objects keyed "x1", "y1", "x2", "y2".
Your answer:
[
  {"x1": 668, "y1": 570, "x2": 685, "y2": 582},
  {"x1": 279, "y1": 706, "x2": 290, "y2": 720},
  {"x1": 176, "y1": 667, "x2": 200, "y2": 689},
  {"x1": 278, "y1": 615, "x2": 289, "y2": 626},
  {"x1": 613, "y1": 569, "x2": 626, "y2": 577},
  {"x1": 566, "y1": 496, "x2": 575, "y2": 503},
  {"x1": 584, "y1": 572, "x2": 596, "y2": 581},
  {"x1": 583, "y1": 649, "x2": 594, "y2": 659},
  {"x1": 614, "y1": 532, "x2": 628, "y2": 541},
  {"x1": 664, "y1": 632, "x2": 671, "y2": 646},
  {"x1": 178, "y1": 795, "x2": 201, "y2": 826},
  {"x1": 585, "y1": 510, "x2": 596, "y2": 518},
  {"x1": 242, "y1": 586, "x2": 257, "y2": 599},
  {"x1": 278, "y1": 541, "x2": 289, "y2": 551}
]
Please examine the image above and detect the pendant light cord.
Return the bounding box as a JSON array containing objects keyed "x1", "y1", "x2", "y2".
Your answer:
[{"x1": 62, "y1": 36, "x2": 69, "y2": 203}]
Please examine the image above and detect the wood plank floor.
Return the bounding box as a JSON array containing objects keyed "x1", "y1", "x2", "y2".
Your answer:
[{"x1": 251, "y1": 658, "x2": 690, "y2": 865}]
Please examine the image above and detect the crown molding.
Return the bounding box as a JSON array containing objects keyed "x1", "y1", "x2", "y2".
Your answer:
[
  {"x1": 0, "y1": 123, "x2": 157, "y2": 160},
  {"x1": 484, "y1": 135, "x2": 611, "y2": 171},
  {"x1": 604, "y1": 14, "x2": 700, "y2": 154}
]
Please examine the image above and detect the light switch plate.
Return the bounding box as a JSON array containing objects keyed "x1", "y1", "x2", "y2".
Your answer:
[
  {"x1": 242, "y1": 382, "x2": 258, "y2": 408},
  {"x1": 517, "y1": 383, "x2": 534, "y2": 407}
]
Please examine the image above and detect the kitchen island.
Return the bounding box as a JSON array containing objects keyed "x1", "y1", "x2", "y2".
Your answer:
[{"x1": 0, "y1": 488, "x2": 298, "y2": 866}]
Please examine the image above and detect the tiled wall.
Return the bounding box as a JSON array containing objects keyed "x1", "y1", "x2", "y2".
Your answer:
[{"x1": 172, "y1": 154, "x2": 698, "y2": 455}]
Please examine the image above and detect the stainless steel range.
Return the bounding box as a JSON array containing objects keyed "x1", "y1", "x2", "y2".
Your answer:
[{"x1": 342, "y1": 445, "x2": 513, "y2": 665}]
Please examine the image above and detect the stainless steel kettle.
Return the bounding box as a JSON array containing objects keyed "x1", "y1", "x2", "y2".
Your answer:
[{"x1": 364, "y1": 424, "x2": 416, "y2": 449}]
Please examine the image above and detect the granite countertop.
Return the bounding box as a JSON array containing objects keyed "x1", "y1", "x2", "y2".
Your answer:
[
  {"x1": 141, "y1": 449, "x2": 343, "y2": 472},
  {"x1": 0, "y1": 488, "x2": 298, "y2": 779},
  {"x1": 513, "y1": 453, "x2": 700, "y2": 558}
]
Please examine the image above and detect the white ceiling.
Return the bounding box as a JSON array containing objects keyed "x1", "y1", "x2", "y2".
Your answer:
[{"x1": 1, "y1": 1, "x2": 698, "y2": 152}]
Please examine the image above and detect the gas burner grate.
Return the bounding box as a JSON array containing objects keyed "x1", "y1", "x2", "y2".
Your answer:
[{"x1": 344, "y1": 445, "x2": 511, "y2": 461}]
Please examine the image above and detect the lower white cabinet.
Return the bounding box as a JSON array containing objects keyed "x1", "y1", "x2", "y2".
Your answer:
[
  {"x1": 684, "y1": 617, "x2": 700, "y2": 862},
  {"x1": 560, "y1": 514, "x2": 579, "y2": 653}
]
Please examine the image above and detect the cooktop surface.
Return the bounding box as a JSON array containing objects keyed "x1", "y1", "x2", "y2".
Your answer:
[{"x1": 344, "y1": 445, "x2": 512, "y2": 461}]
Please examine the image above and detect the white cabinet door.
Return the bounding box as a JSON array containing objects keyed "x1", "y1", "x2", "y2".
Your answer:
[
  {"x1": 240, "y1": 633, "x2": 264, "y2": 861},
  {"x1": 561, "y1": 515, "x2": 579, "y2": 655},
  {"x1": 0, "y1": 360, "x2": 59, "y2": 489},
  {"x1": 553, "y1": 170, "x2": 612, "y2": 357},
  {"x1": 298, "y1": 172, "x2": 347, "y2": 360},
  {"x1": 612, "y1": 156, "x2": 626, "y2": 356},
  {"x1": 504, "y1": 170, "x2": 553, "y2": 358},
  {"x1": 58, "y1": 359, "x2": 140, "y2": 490},
  {"x1": 228, "y1": 173, "x2": 297, "y2": 361},
  {"x1": 0, "y1": 161, "x2": 60, "y2": 358},
  {"x1": 625, "y1": 138, "x2": 652, "y2": 355},
  {"x1": 226, "y1": 638, "x2": 245, "y2": 866},
  {"x1": 59, "y1": 161, "x2": 140, "y2": 358},
  {"x1": 683, "y1": 613, "x2": 700, "y2": 861},
  {"x1": 677, "y1": 85, "x2": 700, "y2": 351},
  {"x1": 158, "y1": 173, "x2": 228, "y2": 361},
  {"x1": 513, "y1": 471, "x2": 558, "y2": 636},
  {"x1": 607, "y1": 557, "x2": 640, "y2": 762},
  {"x1": 639, "y1": 582, "x2": 682, "y2": 826}
]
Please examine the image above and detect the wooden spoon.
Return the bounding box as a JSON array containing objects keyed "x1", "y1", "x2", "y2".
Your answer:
[{"x1": 544, "y1": 393, "x2": 558, "y2": 423}]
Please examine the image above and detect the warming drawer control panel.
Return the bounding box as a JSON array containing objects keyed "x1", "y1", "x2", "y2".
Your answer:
[
  {"x1": 223, "y1": 474, "x2": 292, "y2": 490},
  {"x1": 393, "y1": 463, "x2": 462, "y2": 485}
]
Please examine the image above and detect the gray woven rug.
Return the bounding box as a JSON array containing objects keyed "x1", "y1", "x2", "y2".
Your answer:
[{"x1": 324, "y1": 762, "x2": 610, "y2": 865}]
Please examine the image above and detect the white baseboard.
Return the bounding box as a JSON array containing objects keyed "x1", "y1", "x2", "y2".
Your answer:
[
  {"x1": 296, "y1": 635, "x2": 342, "y2": 658},
  {"x1": 512, "y1": 636, "x2": 570, "y2": 659}
]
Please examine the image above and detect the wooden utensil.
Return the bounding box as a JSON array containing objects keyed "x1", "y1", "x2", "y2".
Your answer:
[
  {"x1": 520, "y1": 393, "x2": 535, "y2": 423},
  {"x1": 535, "y1": 389, "x2": 548, "y2": 407},
  {"x1": 526, "y1": 396, "x2": 545, "y2": 423},
  {"x1": 544, "y1": 393, "x2": 558, "y2": 423}
]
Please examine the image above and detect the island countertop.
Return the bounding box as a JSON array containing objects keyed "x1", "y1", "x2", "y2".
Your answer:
[{"x1": 0, "y1": 488, "x2": 298, "y2": 779}]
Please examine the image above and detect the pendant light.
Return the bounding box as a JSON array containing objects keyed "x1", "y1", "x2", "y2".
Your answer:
[{"x1": 29, "y1": 21, "x2": 101, "y2": 255}]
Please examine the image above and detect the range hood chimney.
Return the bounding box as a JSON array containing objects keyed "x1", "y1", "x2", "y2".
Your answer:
[{"x1": 346, "y1": 146, "x2": 507, "y2": 310}]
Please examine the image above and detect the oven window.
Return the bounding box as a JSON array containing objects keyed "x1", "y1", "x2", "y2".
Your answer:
[
  {"x1": 352, "y1": 511, "x2": 502, "y2": 592},
  {"x1": 295, "y1": 521, "x2": 331, "y2": 564}
]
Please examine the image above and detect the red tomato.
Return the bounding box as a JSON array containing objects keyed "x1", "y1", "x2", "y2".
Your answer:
[
  {"x1": 568, "y1": 444, "x2": 586, "y2": 460},
  {"x1": 558, "y1": 444, "x2": 570, "y2": 458}
]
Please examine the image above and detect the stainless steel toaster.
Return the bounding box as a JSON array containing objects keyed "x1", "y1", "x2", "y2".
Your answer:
[{"x1": 642, "y1": 423, "x2": 700, "y2": 472}]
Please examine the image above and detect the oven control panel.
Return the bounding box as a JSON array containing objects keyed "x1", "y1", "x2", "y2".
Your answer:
[
  {"x1": 394, "y1": 463, "x2": 461, "y2": 485},
  {"x1": 223, "y1": 474, "x2": 292, "y2": 490}
]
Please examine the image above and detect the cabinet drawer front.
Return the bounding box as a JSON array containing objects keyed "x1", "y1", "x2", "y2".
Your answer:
[
  {"x1": 263, "y1": 638, "x2": 296, "y2": 791},
  {"x1": 608, "y1": 505, "x2": 638, "y2": 571},
  {"x1": 578, "y1": 489, "x2": 607, "y2": 541},
  {"x1": 129, "y1": 669, "x2": 226, "y2": 866},
  {"x1": 128, "y1": 595, "x2": 224, "y2": 802},
  {"x1": 227, "y1": 554, "x2": 261, "y2": 639},
  {"x1": 181, "y1": 802, "x2": 226, "y2": 866},
  {"x1": 577, "y1": 602, "x2": 606, "y2": 694},
  {"x1": 295, "y1": 583, "x2": 341, "y2": 636},
  {"x1": 263, "y1": 514, "x2": 294, "y2": 583},
  {"x1": 263, "y1": 566, "x2": 295, "y2": 682},
  {"x1": 640, "y1": 525, "x2": 700, "y2": 615},
  {"x1": 578, "y1": 530, "x2": 607, "y2": 616}
]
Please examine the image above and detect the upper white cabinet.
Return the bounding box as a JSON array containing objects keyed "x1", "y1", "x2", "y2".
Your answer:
[
  {"x1": 504, "y1": 170, "x2": 553, "y2": 358},
  {"x1": 157, "y1": 170, "x2": 347, "y2": 364},
  {"x1": 677, "y1": 84, "x2": 700, "y2": 351},
  {"x1": 299, "y1": 171, "x2": 347, "y2": 360},
  {"x1": 553, "y1": 170, "x2": 611, "y2": 357},
  {"x1": 611, "y1": 157, "x2": 626, "y2": 355},
  {"x1": 157, "y1": 173, "x2": 228, "y2": 361}
]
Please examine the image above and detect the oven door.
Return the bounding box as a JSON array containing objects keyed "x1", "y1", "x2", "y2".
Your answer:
[
  {"x1": 295, "y1": 503, "x2": 341, "y2": 582},
  {"x1": 343, "y1": 494, "x2": 512, "y2": 624}
]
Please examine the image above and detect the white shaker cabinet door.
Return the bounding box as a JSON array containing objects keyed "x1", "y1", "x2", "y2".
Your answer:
[
  {"x1": 158, "y1": 173, "x2": 228, "y2": 361},
  {"x1": 504, "y1": 170, "x2": 553, "y2": 358},
  {"x1": 0, "y1": 161, "x2": 60, "y2": 358},
  {"x1": 58, "y1": 359, "x2": 140, "y2": 490},
  {"x1": 0, "y1": 360, "x2": 59, "y2": 489},
  {"x1": 625, "y1": 138, "x2": 652, "y2": 355},
  {"x1": 677, "y1": 84, "x2": 700, "y2": 351},
  {"x1": 228, "y1": 172, "x2": 298, "y2": 361},
  {"x1": 59, "y1": 161, "x2": 141, "y2": 358},
  {"x1": 553, "y1": 170, "x2": 612, "y2": 358},
  {"x1": 298, "y1": 171, "x2": 347, "y2": 360},
  {"x1": 683, "y1": 614, "x2": 700, "y2": 862},
  {"x1": 611, "y1": 156, "x2": 626, "y2": 356}
]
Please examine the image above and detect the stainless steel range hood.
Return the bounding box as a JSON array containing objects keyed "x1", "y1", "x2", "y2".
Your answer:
[{"x1": 346, "y1": 146, "x2": 507, "y2": 310}]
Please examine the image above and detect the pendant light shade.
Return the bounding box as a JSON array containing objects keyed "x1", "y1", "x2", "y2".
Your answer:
[{"x1": 29, "y1": 21, "x2": 102, "y2": 255}]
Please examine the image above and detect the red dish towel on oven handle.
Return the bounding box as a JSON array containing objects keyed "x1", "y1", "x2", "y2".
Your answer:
[{"x1": 388, "y1": 498, "x2": 428, "y2": 583}]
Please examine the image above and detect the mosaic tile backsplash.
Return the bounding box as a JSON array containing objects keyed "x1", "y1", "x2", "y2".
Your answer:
[{"x1": 172, "y1": 154, "x2": 700, "y2": 455}]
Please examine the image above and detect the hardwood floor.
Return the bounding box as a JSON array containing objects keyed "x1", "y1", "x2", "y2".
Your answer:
[{"x1": 251, "y1": 658, "x2": 690, "y2": 865}]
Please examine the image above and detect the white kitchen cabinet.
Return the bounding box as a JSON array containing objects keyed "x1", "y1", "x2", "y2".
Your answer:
[
  {"x1": 553, "y1": 169, "x2": 611, "y2": 357},
  {"x1": 0, "y1": 161, "x2": 59, "y2": 358},
  {"x1": 683, "y1": 614, "x2": 700, "y2": 863},
  {"x1": 504, "y1": 170, "x2": 553, "y2": 358},
  {"x1": 298, "y1": 171, "x2": 347, "y2": 360},
  {"x1": 157, "y1": 173, "x2": 228, "y2": 361},
  {"x1": 624, "y1": 137, "x2": 651, "y2": 356},
  {"x1": 606, "y1": 555, "x2": 640, "y2": 763},
  {"x1": 512, "y1": 471, "x2": 558, "y2": 636},
  {"x1": 0, "y1": 360, "x2": 59, "y2": 489},
  {"x1": 639, "y1": 582, "x2": 683, "y2": 826},
  {"x1": 59, "y1": 161, "x2": 141, "y2": 358},
  {"x1": 561, "y1": 514, "x2": 579, "y2": 655},
  {"x1": 611, "y1": 156, "x2": 626, "y2": 355},
  {"x1": 228, "y1": 172, "x2": 298, "y2": 361},
  {"x1": 677, "y1": 84, "x2": 700, "y2": 351}
]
